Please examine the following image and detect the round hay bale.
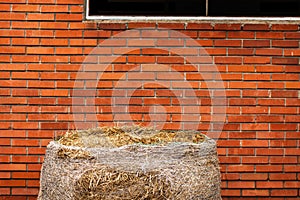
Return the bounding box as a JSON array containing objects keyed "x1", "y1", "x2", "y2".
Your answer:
[{"x1": 38, "y1": 126, "x2": 222, "y2": 200}]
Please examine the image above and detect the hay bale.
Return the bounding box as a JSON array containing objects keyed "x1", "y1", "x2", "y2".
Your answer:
[{"x1": 38, "y1": 126, "x2": 222, "y2": 200}]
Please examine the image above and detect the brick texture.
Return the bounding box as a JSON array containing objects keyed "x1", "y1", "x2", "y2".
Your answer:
[{"x1": 0, "y1": 0, "x2": 300, "y2": 199}]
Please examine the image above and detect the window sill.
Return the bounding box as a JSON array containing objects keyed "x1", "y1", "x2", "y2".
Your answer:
[{"x1": 85, "y1": 16, "x2": 300, "y2": 24}]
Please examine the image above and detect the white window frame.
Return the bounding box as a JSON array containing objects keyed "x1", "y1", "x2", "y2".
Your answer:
[{"x1": 85, "y1": 0, "x2": 300, "y2": 22}]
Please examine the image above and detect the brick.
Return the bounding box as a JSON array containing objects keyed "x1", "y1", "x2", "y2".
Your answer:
[
  {"x1": 286, "y1": 99, "x2": 300, "y2": 106},
  {"x1": 28, "y1": 0, "x2": 54, "y2": 3},
  {"x1": 271, "y1": 189, "x2": 298, "y2": 196},
  {"x1": 0, "y1": 12, "x2": 26, "y2": 20},
  {"x1": 215, "y1": 40, "x2": 242, "y2": 47},
  {"x1": 256, "y1": 165, "x2": 282, "y2": 172},
  {"x1": 272, "y1": 40, "x2": 299, "y2": 48},
  {"x1": 0, "y1": 80, "x2": 27, "y2": 88},
  {"x1": 243, "y1": 24, "x2": 270, "y2": 30},
  {"x1": 0, "y1": 55, "x2": 10, "y2": 62},
  {"x1": 285, "y1": 116, "x2": 300, "y2": 122},
  {"x1": 70, "y1": 39, "x2": 97, "y2": 46},
  {"x1": 243, "y1": 156, "x2": 269, "y2": 164},
  {"x1": 156, "y1": 39, "x2": 184, "y2": 47},
  {"x1": 244, "y1": 74, "x2": 271, "y2": 81},
  {"x1": 0, "y1": 89, "x2": 10, "y2": 96},
  {"x1": 286, "y1": 82, "x2": 300, "y2": 89},
  {"x1": 257, "y1": 82, "x2": 284, "y2": 89},
  {"x1": 285, "y1": 181, "x2": 300, "y2": 188},
  {"x1": 0, "y1": 114, "x2": 26, "y2": 121},
  {"x1": 273, "y1": 58, "x2": 298, "y2": 65},
  {"x1": 12, "y1": 139, "x2": 39, "y2": 147},
  {"x1": 0, "y1": 72, "x2": 10, "y2": 79},
  {"x1": 215, "y1": 57, "x2": 242, "y2": 64},
  {"x1": 41, "y1": 5, "x2": 68, "y2": 12},
  {"x1": 256, "y1": 48, "x2": 282, "y2": 56},
  {"x1": 0, "y1": 188, "x2": 10, "y2": 195},
  {"x1": 228, "y1": 181, "x2": 254, "y2": 188},
  {"x1": 70, "y1": 5, "x2": 83, "y2": 12},
  {"x1": 256, "y1": 32, "x2": 284, "y2": 39},
  {"x1": 40, "y1": 122, "x2": 68, "y2": 130},
  {"x1": 41, "y1": 56, "x2": 69, "y2": 63},
  {"x1": 0, "y1": 38, "x2": 10, "y2": 45},
  {"x1": 241, "y1": 140, "x2": 269, "y2": 147},
  {"x1": 26, "y1": 30, "x2": 54, "y2": 38},
  {"x1": 186, "y1": 23, "x2": 213, "y2": 30},
  {"x1": 199, "y1": 31, "x2": 226, "y2": 38},
  {"x1": 0, "y1": 21, "x2": 10, "y2": 29},
  {"x1": 56, "y1": 0, "x2": 83, "y2": 4},
  {"x1": 0, "y1": 46, "x2": 25, "y2": 54},
  {"x1": 228, "y1": 65, "x2": 254, "y2": 72},
  {"x1": 219, "y1": 156, "x2": 240, "y2": 164},
  {"x1": 256, "y1": 65, "x2": 284, "y2": 72},
  {"x1": 157, "y1": 23, "x2": 184, "y2": 29},
  {"x1": 27, "y1": 130, "x2": 54, "y2": 138},
  {"x1": 12, "y1": 172, "x2": 40, "y2": 179},
  {"x1": 257, "y1": 99, "x2": 284, "y2": 106},
  {"x1": 242, "y1": 189, "x2": 269, "y2": 196},
  {"x1": 256, "y1": 116, "x2": 283, "y2": 123},
  {"x1": 270, "y1": 156, "x2": 297, "y2": 164},
  {"x1": 0, "y1": 97, "x2": 27, "y2": 104},
  {"x1": 27, "y1": 13, "x2": 54, "y2": 21},
  {"x1": 270, "y1": 173, "x2": 297, "y2": 180},
  {"x1": 244, "y1": 57, "x2": 271, "y2": 64},
  {"x1": 256, "y1": 132, "x2": 284, "y2": 139},
  {"x1": 228, "y1": 31, "x2": 255, "y2": 39},
  {"x1": 257, "y1": 181, "x2": 283, "y2": 188},
  {"x1": 270, "y1": 140, "x2": 297, "y2": 147},
  {"x1": 56, "y1": 47, "x2": 83, "y2": 54},
  {"x1": 284, "y1": 166, "x2": 300, "y2": 172},
  {"x1": 214, "y1": 24, "x2": 242, "y2": 30},
  {"x1": 12, "y1": 188, "x2": 39, "y2": 196},
  {"x1": 221, "y1": 189, "x2": 241, "y2": 196},
  {"x1": 228, "y1": 48, "x2": 254, "y2": 56},
  {"x1": 241, "y1": 174, "x2": 268, "y2": 181},
  {"x1": 227, "y1": 165, "x2": 254, "y2": 172},
  {"x1": 56, "y1": 14, "x2": 82, "y2": 21},
  {"x1": 203, "y1": 48, "x2": 226, "y2": 55},
  {"x1": 228, "y1": 148, "x2": 254, "y2": 155},
  {"x1": 40, "y1": 39, "x2": 68, "y2": 46},
  {"x1": 273, "y1": 74, "x2": 299, "y2": 81},
  {"x1": 186, "y1": 39, "x2": 213, "y2": 47},
  {"x1": 13, "y1": 122, "x2": 39, "y2": 129},
  {"x1": 27, "y1": 47, "x2": 54, "y2": 55},
  {"x1": 40, "y1": 22, "x2": 68, "y2": 29},
  {"x1": 0, "y1": 4, "x2": 10, "y2": 11},
  {"x1": 272, "y1": 24, "x2": 298, "y2": 31},
  {"x1": 0, "y1": 122, "x2": 13, "y2": 129},
  {"x1": 12, "y1": 38, "x2": 39, "y2": 45},
  {"x1": 12, "y1": 21, "x2": 39, "y2": 29},
  {"x1": 12, "y1": 72, "x2": 39, "y2": 79},
  {"x1": 55, "y1": 30, "x2": 82, "y2": 38},
  {"x1": 28, "y1": 81, "x2": 55, "y2": 89},
  {"x1": 285, "y1": 32, "x2": 300, "y2": 39},
  {"x1": 243, "y1": 40, "x2": 270, "y2": 47},
  {"x1": 0, "y1": 180, "x2": 25, "y2": 187},
  {"x1": 27, "y1": 64, "x2": 55, "y2": 71},
  {"x1": 228, "y1": 116, "x2": 255, "y2": 123},
  {"x1": 271, "y1": 124, "x2": 297, "y2": 131},
  {"x1": 0, "y1": 164, "x2": 26, "y2": 171},
  {"x1": 12, "y1": 4, "x2": 39, "y2": 12}
]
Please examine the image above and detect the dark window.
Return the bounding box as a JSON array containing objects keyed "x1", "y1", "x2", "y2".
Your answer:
[
  {"x1": 88, "y1": 0, "x2": 206, "y2": 16},
  {"x1": 87, "y1": 0, "x2": 300, "y2": 17}
]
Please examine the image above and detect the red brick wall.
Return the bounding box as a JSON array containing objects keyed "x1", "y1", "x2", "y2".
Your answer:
[{"x1": 0, "y1": 0, "x2": 300, "y2": 199}]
